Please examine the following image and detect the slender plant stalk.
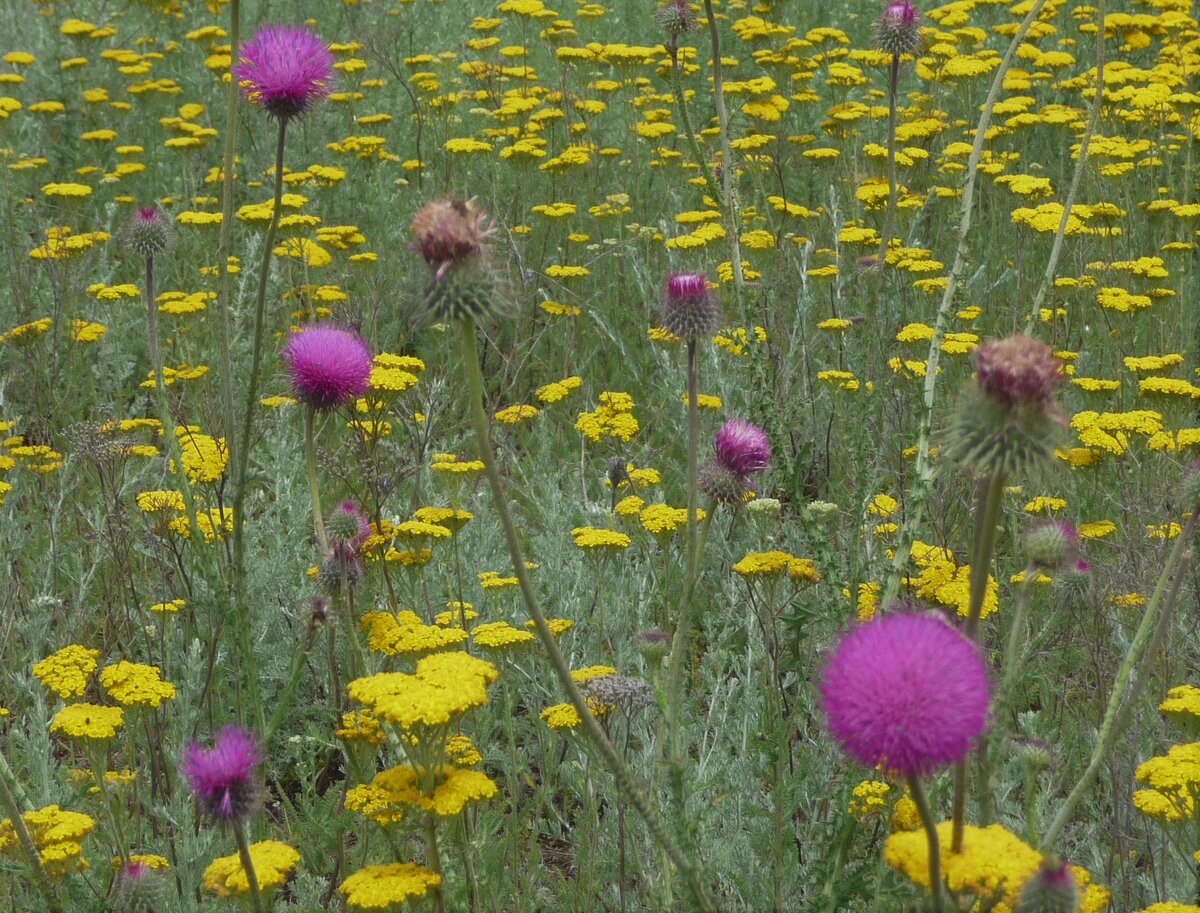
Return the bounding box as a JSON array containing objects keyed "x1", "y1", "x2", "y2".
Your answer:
[
  {"x1": 215, "y1": 0, "x2": 241, "y2": 445},
  {"x1": 907, "y1": 776, "x2": 944, "y2": 913},
  {"x1": 666, "y1": 339, "x2": 701, "y2": 765},
  {"x1": 669, "y1": 54, "x2": 723, "y2": 213},
  {"x1": 458, "y1": 320, "x2": 718, "y2": 913},
  {"x1": 1026, "y1": 0, "x2": 1106, "y2": 328},
  {"x1": 1042, "y1": 514, "x2": 1195, "y2": 850},
  {"x1": 232, "y1": 819, "x2": 266, "y2": 913},
  {"x1": 951, "y1": 468, "x2": 1007, "y2": 851},
  {"x1": 423, "y1": 814, "x2": 447, "y2": 913},
  {"x1": 303, "y1": 409, "x2": 329, "y2": 556},
  {"x1": 264, "y1": 611, "x2": 321, "y2": 746},
  {"x1": 0, "y1": 750, "x2": 62, "y2": 913},
  {"x1": 878, "y1": 0, "x2": 1051, "y2": 613},
  {"x1": 1000, "y1": 565, "x2": 1038, "y2": 705},
  {"x1": 878, "y1": 53, "x2": 901, "y2": 262},
  {"x1": 702, "y1": 0, "x2": 744, "y2": 301},
  {"x1": 229, "y1": 118, "x2": 288, "y2": 732}
]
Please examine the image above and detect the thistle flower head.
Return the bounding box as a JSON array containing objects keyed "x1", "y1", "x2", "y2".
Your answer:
[
  {"x1": 1015, "y1": 857, "x2": 1078, "y2": 913},
  {"x1": 182, "y1": 726, "x2": 262, "y2": 822},
  {"x1": 943, "y1": 335, "x2": 1066, "y2": 476},
  {"x1": 1025, "y1": 520, "x2": 1078, "y2": 570},
  {"x1": 699, "y1": 461, "x2": 752, "y2": 506},
  {"x1": 635, "y1": 629, "x2": 670, "y2": 664},
  {"x1": 659, "y1": 272, "x2": 723, "y2": 339},
  {"x1": 820, "y1": 612, "x2": 990, "y2": 777},
  {"x1": 714, "y1": 418, "x2": 771, "y2": 477},
  {"x1": 656, "y1": 0, "x2": 698, "y2": 36},
  {"x1": 233, "y1": 24, "x2": 334, "y2": 121},
  {"x1": 327, "y1": 501, "x2": 370, "y2": 554},
  {"x1": 975, "y1": 334, "x2": 1064, "y2": 408},
  {"x1": 874, "y1": 0, "x2": 922, "y2": 56},
  {"x1": 281, "y1": 325, "x2": 372, "y2": 411},
  {"x1": 121, "y1": 207, "x2": 176, "y2": 259},
  {"x1": 411, "y1": 199, "x2": 506, "y2": 324}
]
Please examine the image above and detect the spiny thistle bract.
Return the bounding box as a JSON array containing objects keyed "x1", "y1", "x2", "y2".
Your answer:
[
  {"x1": 698, "y1": 461, "x2": 751, "y2": 506},
  {"x1": 1025, "y1": 521, "x2": 1078, "y2": 570},
  {"x1": 874, "y1": 0, "x2": 923, "y2": 57},
  {"x1": 659, "y1": 272, "x2": 723, "y2": 340},
  {"x1": 942, "y1": 335, "x2": 1066, "y2": 477},
  {"x1": 411, "y1": 199, "x2": 507, "y2": 325},
  {"x1": 656, "y1": 0, "x2": 698, "y2": 36},
  {"x1": 121, "y1": 207, "x2": 176, "y2": 259}
]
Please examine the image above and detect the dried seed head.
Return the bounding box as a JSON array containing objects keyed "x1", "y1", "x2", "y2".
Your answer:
[{"x1": 411, "y1": 199, "x2": 507, "y2": 324}]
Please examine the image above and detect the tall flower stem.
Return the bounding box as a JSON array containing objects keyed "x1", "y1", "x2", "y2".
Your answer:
[
  {"x1": 0, "y1": 750, "x2": 62, "y2": 913},
  {"x1": 669, "y1": 55, "x2": 722, "y2": 214},
  {"x1": 215, "y1": 0, "x2": 241, "y2": 445},
  {"x1": 423, "y1": 814, "x2": 447, "y2": 913},
  {"x1": 1000, "y1": 565, "x2": 1038, "y2": 705},
  {"x1": 458, "y1": 319, "x2": 717, "y2": 913},
  {"x1": 232, "y1": 819, "x2": 266, "y2": 913},
  {"x1": 702, "y1": 0, "x2": 744, "y2": 302},
  {"x1": 264, "y1": 608, "x2": 321, "y2": 746},
  {"x1": 230, "y1": 117, "x2": 288, "y2": 732},
  {"x1": 303, "y1": 409, "x2": 329, "y2": 556},
  {"x1": 951, "y1": 468, "x2": 1006, "y2": 852},
  {"x1": 907, "y1": 775, "x2": 944, "y2": 913},
  {"x1": 878, "y1": 53, "x2": 901, "y2": 262},
  {"x1": 878, "y1": 0, "x2": 1050, "y2": 614},
  {"x1": 1042, "y1": 514, "x2": 1195, "y2": 850}
]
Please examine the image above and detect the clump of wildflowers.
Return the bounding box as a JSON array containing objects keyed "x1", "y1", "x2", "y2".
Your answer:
[
  {"x1": 282, "y1": 326, "x2": 372, "y2": 411},
  {"x1": 182, "y1": 726, "x2": 262, "y2": 822},
  {"x1": 233, "y1": 25, "x2": 333, "y2": 122},
  {"x1": 820, "y1": 612, "x2": 989, "y2": 777}
]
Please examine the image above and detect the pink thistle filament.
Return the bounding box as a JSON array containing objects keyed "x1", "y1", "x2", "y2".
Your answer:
[{"x1": 233, "y1": 24, "x2": 334, "y2": 121}]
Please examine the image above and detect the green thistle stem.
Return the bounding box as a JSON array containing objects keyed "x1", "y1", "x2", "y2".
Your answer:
[
  {"x1": 232, "y1": 818, "x2": 266, "y2": 913},
  {"x1": 0, "y1": 749, "x2": 62, "y2": 913},
  {"x1": 878, "y1": 53, "x2": 901, "y2": 262},
  {"x1": 951, "y1": 468, "x2": 1006, "y2": 852},
  {"x1": 1042, "y1": 513, "x2": 1195, "y2": 850},
  {"x1": 669, "y1": 55, "x2": 723, "y2": 210},
  {"x1": 666, "y1": 339, "x2": 701, "y2": 766},
  {"x1": 907, "y1": 776, "x2": 944, "y2": 913},
  {"x1": 702, "y1": 0, "x2": 744, "y2": 301},
  {"x1": 215, "y1": 0, "x2": 240, "y2": 450},
  {"x1": 303, "y1": 408, "x2": 329, "y2": 557},
  {"x1": 878, "y1": 0, "x2": 1051, "y2": 614},
  {"x1": 230, "y1": 116, "x2": 289, "y2": 733},
  {"x1": 457, "y1": 319, "x2": 717, "y2": 913},
  {"x1": 264, "y1": 610, "x2": 321, "y2": 747},
  {"x1": 1001, "y1": 564, "x2": 1038, "y2": 706}
]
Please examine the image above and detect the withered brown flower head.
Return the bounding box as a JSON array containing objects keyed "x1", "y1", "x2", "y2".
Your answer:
[
  {"x1": 974, "y1": 334, "x2": 1064, "y2": 407},
  {"x1": 411, "y1": 198, "x2": 494, "y2": 280}
]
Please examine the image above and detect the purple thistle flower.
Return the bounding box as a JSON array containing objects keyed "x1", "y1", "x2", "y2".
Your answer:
[
  {"x1": 233, "y1": 25, "x2": 334, "y2": 122},
  {"x1": 121, "y1": 206, "x2": 176, "y2": 258},
  {"x1": 820, "y1": 612, "x2": 989, "y2": 777},
  {"x1": 282, "y1": 326, "x2": 372, "y2": 411},
  {"x1": 181, "y1": 726, "x2": 262, "y2": 822},
  {"x1": 713, "y1": 418, "x2": 771, "y2": 477},
  {"x1": 659, "y1": 272, "x2": 722, "y2": 339}
]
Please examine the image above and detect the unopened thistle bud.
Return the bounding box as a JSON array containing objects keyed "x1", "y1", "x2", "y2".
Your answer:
[
  {"x1": 943, "y1": 334, "x2": 1066, "y2": 477},
  {"x1": 658, "y1": 272, "x2": 723, "y2": 339},
  {"x1": 122, "y1": 207, "x2": 176, "y2": 259},
  {"x1": 874, "y1": 0, "x2": 922, "y2": 57},
  {"x1": 699, "y1": 461, "x2": 751, "y2": 506},
  {"x1": 1015, "y1": 857, "x2": 1078, "y2": 913},
  {"x1": 656, "y1": 0, "x2": 698, "y2": 36},
  {"x1": 411, "y1": 198, "x2": 506, "y2": 325},
  {"x1": 635, "y1": 629, "x2": 670, "y2": 665},
  {"x1": 1025, "y1": 520, "x2": 1078, "y2": 570}
]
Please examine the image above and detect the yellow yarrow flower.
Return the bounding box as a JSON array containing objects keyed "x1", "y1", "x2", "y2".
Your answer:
[
  {"x1": 203, "y1": 840, "x2": 299, "y2": 898},
  {"x1": 340, "y1": 862, "x2": 441, "y2": 910},
  {"x1": 98, "y1": 661, "x2": 176, "y2": 708},
  {"x1": 733, "y1": 551, "x2": 821, "y2": 583},
  {"x1": 50, "y1": 703, "x2": 124, "y2": 740},
  {"x1": 32, "y1": 645, "x2": 100, "y2": 698},
  {"x1": 571, "y1": 526, "x2": 631, "y2": 550}
]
